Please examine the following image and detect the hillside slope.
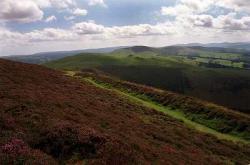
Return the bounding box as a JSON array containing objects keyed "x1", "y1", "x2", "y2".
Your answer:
[
  {"x1": 45, "y1": 51, "x2": 250, "y2": 114},
  {"x1": 1, "y1": 59, "x2": 250, "y2": 164},
  {"x1": 76, "y1": 70, "x2": 250, "y2": 141}
]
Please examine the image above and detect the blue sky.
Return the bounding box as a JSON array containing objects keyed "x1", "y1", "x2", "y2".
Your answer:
[
  {"x1": 9, "y1": 0, "x2": 173, "y2": 32},
  {"x1": 0, "y1": 0, "x2": 250, "y2": 55}
]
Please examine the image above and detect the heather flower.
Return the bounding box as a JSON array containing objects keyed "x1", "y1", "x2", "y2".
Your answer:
[{"x1": 0, "y1": 138, "x2": 30, "y2": 158}]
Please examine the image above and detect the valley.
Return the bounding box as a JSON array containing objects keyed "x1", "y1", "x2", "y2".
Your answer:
[{"x1": 45, "y1": 46, "x2": 250, "y2": 114}]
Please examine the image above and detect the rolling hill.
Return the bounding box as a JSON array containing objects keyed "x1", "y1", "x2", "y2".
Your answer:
[
  {"x1": 3, "y1": 42, "x2": 250, "y2": 65},
  {"x1": 45, "y1": 46, "x2": 250, "y2": 114},
  {"x1": 177, "y1": 42, "x2": 250, "y2": 51},
  {"x1": 1, "y1": 59, "x2": 250, "y2": 164},
  {"x1": 2, "y1": 46, "x2": 126, "y2": 64}
]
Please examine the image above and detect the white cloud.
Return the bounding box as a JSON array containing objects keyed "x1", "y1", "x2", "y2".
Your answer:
[
  {"x1": 0, "y1": 27, "x2": 26, "y2": 42},
  {"x1": 33, "y1": 0, "x2": 51, "y2": 8},
  {"x1": 33, "y1": 0, "x2": 77, "y2": 9},
  {"x1": 161, "y1": 5, "x2": 192, "y2": 16},
  {"x1": 105, "y1": 23, "x2": 176, "y2": 38},
  {"x1": 72, "y1": 22, "x2": 105, "y2": 34},
  {"x1": 161, "y1": 0, "x2": 214, "y2": 16},
  {"x1": 0, "y1": 21, "x2": 177, "y2": 46},
  {"x1": 183, "y1": 15, "x2": 214, "y2": 27},
  {"x1": 214, "y1": 13, "x2": 250, "y2": 30},
  {"x1": 216, "y1": 0, "x2": 250, "y2": 12},
  {"x1": 72, "y1": 8, "x2": 88, "y2": 16},
  {"x1": 44, "y1": 15, "x2": 57, "y2": 22},
  {"x1": 1, "y1": 20, "x2": 250, "y2": 56},
  {"x1": 63, "y1": 8, "x2": 88, "y2": 21},
  {"x1": 27, "y1": 28, "x2": 78, "y2": 41},
  {"x1": 0, "y1": 0, "x2": 77, "y2": 23},
  {"x1": 161, "y1": 0, "x2": 250, "y2": 16},
  {"x1": 0, "y1": 26, "x2": 78, "y2": 45},
  {"x1": 72, "y1": 21, "x2": 177, "y2": 38},
  {"x1": 180, "y1": 0, "x2": 214, "y2": 12},
  {"x1": 88, "y1": 0, "x2": 107, "y2": 8},
  {"x1": 161, "y1": 0, "x2": 250, "y2": 32},
  {"x1": 50, "y1": 0, "x2": 76, "y2": 9},
  {"x1": 0, "y1": 0, "x2": 43, "y2": 23}
]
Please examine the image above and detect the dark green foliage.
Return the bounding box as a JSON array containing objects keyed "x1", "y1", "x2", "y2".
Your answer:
[{"x1": 98, "y1": 65, "x2": 191, "y2": 93}]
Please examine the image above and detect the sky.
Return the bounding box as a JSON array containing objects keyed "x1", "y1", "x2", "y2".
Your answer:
[{"x1": 0, "y1": 0, "x2": 250, "y2": 56}]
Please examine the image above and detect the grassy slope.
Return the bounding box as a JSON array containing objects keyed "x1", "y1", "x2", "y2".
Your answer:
[
  {"x1": 44, "y1": 52, "x2": 181, "y2": 69},
  {"x1": 75, "y1": 71, "x2": 250, "y2": 140},
  {"x1": 2, "y1": 59, "x2": 250, "y2": 164},
  {"x1": 84, "y1": 77, "x2": 249, "y2": 144},
  {"x1": 45, "y1": 52, "x2": 250, "y2": 113}
]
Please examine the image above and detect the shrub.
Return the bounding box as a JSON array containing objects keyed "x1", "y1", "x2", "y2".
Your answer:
[
  {"x1": 34, "y1": 121, "x2": 107, "y2": 161},
  {"x1": 0, "y1": 138, "x2": 56, "y2": 165}
]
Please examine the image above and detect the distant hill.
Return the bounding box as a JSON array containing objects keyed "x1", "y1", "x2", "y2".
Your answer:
[
  {"x1": 116, "y1": 45, "x2": 250, "y2": 56},
  {"x1": 2, "y1": 46, "x2": 127, "y2": 64},
  {"x1": 3, "y1": 43, "x2": 250, "y2": 65},
  {"x1": 114, "y1": 45, "x2": 250, "y2": 69},
  {"x1": 177, "y1": 42, "x2": 250, "y2": 51}
]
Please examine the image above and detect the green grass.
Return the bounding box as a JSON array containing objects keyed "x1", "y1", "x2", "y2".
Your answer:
[
  {"x1": 45, "y1": 49, "x2": 247, "y2": 70},
  {"x1": 45, "y1": 53, "x2": 123, "y2": 70},
  {"x1": 45, "y1": 50, "x2": 249, "y2": 71},
  {"x1": 83, "y1": 77, "x2": 249, "y2": 144},
  {"x1": 45, "y1": 53, "x2": 183, "y2": 70},
  {"x1": 185, "y1": 113, "x2": 228, "y2": 129}
]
